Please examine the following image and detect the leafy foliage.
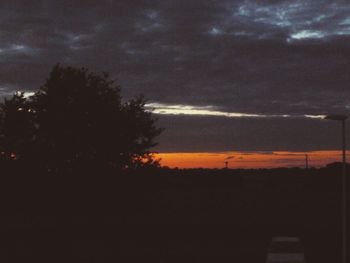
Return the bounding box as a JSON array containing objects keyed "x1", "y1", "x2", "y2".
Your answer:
[{"x1": 0, "y1": 64, "x2": 162, "y2": 173}]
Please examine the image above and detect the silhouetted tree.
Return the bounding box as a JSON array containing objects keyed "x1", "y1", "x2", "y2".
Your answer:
[
  {"x1": 0, "y1": 92, "x2": 34, "y2": 161},
  {"x1": 0, "y1": 64, "x2": 161, "y2": 173}
]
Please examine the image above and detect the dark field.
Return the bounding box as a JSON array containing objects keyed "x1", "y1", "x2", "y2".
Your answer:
[{"x1": 0, "y1": 165, "x2": 345, "y2": 262}]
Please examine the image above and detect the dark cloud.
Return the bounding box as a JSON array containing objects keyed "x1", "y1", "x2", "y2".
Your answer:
[
  {"x1": 156, "y1": 115, "x2": 342, "y2": 152},
  {"x1": 238, "y1": 151, "x2": 276, "y2": 155},
  {"x1": 0, "y1": 0, "x2": 349, "y2": 151}
]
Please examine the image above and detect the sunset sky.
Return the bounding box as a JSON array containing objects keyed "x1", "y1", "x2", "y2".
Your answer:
[
  {"x1": 0, "y1": 0, "x2": 349, "y2": 168},
  {"x1": 157, "y1": 150, "x2": 349, "y2": 169}
]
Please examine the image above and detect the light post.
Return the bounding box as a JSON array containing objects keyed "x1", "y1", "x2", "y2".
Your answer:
[
  {"x1": 324, "y1": 114, "x2": 347, "y2": 263},
  {"x1": 305, "y1": 154, "x2": 309, "y2": 169}
]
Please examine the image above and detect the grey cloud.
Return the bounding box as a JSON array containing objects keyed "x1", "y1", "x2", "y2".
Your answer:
[
  {"x1": 155, "y1": 115, "x2": 342, "y2": 152},
  {"x1": 0, "y1": 0, "x2": 349, "y2": 151},
  {"x1": 238, "y1": 151, "x2": 276, "y2": 155}
]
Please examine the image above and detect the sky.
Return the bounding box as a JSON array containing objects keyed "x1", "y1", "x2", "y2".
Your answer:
[
  {"x1": 0, "y1": 0, "x2": 349, "y2": 168},
  {"x1": 157, "y1": 150, "x2": 349, "y2": 169}
]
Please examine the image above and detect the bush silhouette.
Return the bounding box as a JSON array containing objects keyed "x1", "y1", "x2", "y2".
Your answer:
[{"x1": 0, "y1": 64, "x2": 162, "y2": 173}]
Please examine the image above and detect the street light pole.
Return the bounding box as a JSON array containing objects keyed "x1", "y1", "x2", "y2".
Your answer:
[
  {"x1": 341, "y1": 119, "x2": 347, "y2": 263},
  {"x1": 342, "y1": 119, "x2": 346, "y2": 172},
  {"x1": 325, "y1": 114, "x2": 347, "y2": 263}
]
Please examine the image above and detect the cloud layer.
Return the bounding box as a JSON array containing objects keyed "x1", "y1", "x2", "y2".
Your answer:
[{"x1": 0, "y1": 0, "x2": 349, "y2": 152}]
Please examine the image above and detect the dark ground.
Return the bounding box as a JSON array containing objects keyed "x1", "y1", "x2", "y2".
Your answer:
[{"x1": 0, "y1": 164, "x2": 346, "y2": 262}]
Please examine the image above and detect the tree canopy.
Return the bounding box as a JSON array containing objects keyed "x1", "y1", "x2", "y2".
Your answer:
[{"x1": 0, "y1": 64, "x2": 162, "y2": 173}]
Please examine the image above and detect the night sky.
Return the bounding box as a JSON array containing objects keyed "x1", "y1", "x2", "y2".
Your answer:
[{"x1": 0, "y1": 1, "x2": 349, "y2": 167}]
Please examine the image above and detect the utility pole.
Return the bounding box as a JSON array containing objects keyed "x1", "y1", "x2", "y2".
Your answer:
[
  {"x1": 325, "y1": 114, "x2": 347, "y2": 263},
  {"x1": 305, "y1": 154, "x2": 309, "y2": 169}
]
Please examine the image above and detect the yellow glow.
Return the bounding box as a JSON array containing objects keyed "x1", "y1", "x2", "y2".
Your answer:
[
  {"x1": 156, "y1": 150, "x2": 348, "y2": 169},
  {"x1": 146, "y1": 103, "x2": 326, "y2": 119}
]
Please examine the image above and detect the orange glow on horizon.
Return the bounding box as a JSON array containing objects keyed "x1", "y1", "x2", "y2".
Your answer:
[{"x1": 156, "y1": 151, "x2": 349, "y2": 169}]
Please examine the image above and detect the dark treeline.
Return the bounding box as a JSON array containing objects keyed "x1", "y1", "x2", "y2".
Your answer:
[{"x1": 0, "y1": 163, "x2": 345, "y2": 263}]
